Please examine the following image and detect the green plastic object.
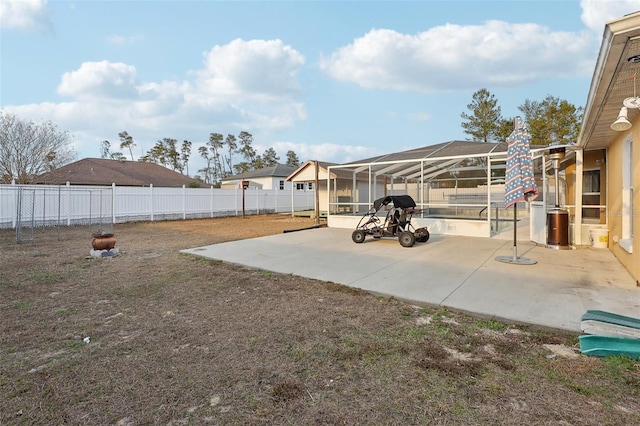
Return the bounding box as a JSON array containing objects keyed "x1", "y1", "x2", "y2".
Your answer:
[
  {"x1": 581, "y1": 310, "x2": 640, "y2": 330},
  {"x1": 579, "y1": 335, "x2": 640, "y2": 359}
]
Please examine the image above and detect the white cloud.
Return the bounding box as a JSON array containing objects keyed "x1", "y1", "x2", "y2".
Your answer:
[
  {"x1": 5, "y1": 38, "x2": 308, "y2": 162},
  {"x1": 196, "y1": 38, "x2": 305, "y2": 100},
  {"x1": 184, "y1": 39, "x2": 307, "y2": 132},
  {"x1": 0, "y1": 0, "x2": 51, "y2": 32},
  {"x1": 319, "y1": 21, "x2": 595, "y2": 93},
  {"x1": 270, "y1": 141, "x2": 380, "y2": 164},
  {"x1": 580, "y1": 0, "x2": 640, "y2": 33},
  {"x1": 57, "y1": 61, "x2": 140, "y2": 99}
]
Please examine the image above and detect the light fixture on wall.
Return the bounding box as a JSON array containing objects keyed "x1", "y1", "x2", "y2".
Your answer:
[
  {"x1": 611, "y1": 106, "x2": 632, "y2": 131},
  {"x1": 612, "y1": 71, "x2": 640, "y2": 131}
]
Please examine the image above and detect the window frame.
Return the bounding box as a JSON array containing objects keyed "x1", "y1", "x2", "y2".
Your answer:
[{"x1": 621, "y1": 135, "x2": 634, "y2": 253}]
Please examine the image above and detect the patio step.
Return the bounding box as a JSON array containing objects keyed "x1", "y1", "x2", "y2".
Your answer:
[{"x1": 580, "y1": 310, "x2": 640, "y2": 339}]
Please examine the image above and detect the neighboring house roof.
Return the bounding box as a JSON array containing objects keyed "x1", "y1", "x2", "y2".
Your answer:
[
  {"x1": 222, "y1": 164, "x2": 297, "y2": 181},
  {"x1": 287, "y1": 160, "x2": 334, "y2": 181},
  {"x1": 286, "y1": 160, "x2": 364, "y2": 182},
  {"x1": 34, "y1": 158, "x2": 198, "y2": 187},
  {"x1": 579, "y1": 11, "x2": 640, "y2": 150}
]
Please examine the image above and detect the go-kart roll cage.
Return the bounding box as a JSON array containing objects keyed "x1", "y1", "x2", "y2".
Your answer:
[{"x1": 352, "y1": 195, "x2": 429, "y2": 247}]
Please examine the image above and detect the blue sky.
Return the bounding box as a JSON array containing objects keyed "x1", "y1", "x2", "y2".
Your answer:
[{"x1": 2, "y1": 0, "x2": 640, "y2": 176}]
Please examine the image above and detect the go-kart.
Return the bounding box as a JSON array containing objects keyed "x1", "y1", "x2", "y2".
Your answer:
[{"x1": 351, "y1": 195, "x2": 429, "y2": 247}]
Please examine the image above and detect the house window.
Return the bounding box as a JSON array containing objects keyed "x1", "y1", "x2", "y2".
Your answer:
[
  {"x1": 279, "y1": 180, "x2": 284, "y2": 190},
  {"x1": 308, "y1": 182, "x2": 313, "y2": 190},
  {"x1": 582, "y1": 169, "x2": 601, "y2": 220},
  {"x1": 621, "y1": 135, "x2": 634, "y2": 253},
  {"x1": 296, "y1": 183, "x2": 305, "y2": 191}
]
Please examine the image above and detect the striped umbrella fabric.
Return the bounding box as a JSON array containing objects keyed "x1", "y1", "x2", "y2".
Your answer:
[{"x1": 504, "y1": 117, "x2": 538, "y2": 209}]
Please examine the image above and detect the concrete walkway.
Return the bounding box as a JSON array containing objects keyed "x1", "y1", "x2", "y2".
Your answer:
[{"x1": 181, "y1": 227, "x2": 640, "y2": 333}]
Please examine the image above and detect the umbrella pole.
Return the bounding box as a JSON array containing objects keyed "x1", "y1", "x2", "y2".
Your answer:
[
  {"x1": 512, "y1": 203, "x2": 518, "y2": 260},
  {"x1": 496, "y1": 202, "x2": 537, "y2": 265}
]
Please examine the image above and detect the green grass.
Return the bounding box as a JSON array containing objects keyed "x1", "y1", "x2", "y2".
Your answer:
[
  {"x1": 14, "y1": 298, "x2": 30, "y2": 309},
  {"x1": 474, "y1": 319, "x2": 507, "y2": 330}
]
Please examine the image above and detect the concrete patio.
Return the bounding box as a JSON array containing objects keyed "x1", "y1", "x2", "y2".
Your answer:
[{"x1": 182, "y1": 226, "x2": 639, "y2": 333}]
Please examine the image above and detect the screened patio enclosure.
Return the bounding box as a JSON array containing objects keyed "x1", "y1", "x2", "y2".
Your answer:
[{"x1": 325, "y1": 141, "x2": 572, "y2": 240}]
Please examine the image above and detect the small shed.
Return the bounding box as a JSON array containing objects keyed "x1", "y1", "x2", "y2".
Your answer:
[{"x1": 286, "y1": 160, "x2": 377, "y2": 216}]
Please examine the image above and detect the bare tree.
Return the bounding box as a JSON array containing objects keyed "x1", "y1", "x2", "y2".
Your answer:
[
  {"x1": 0, "y1": 110, "x2": 76, "y2": 183},
  {"x1": 100, "y1": 139, "x2": 124, "y2": 160},
  {"x1": 100, "y1": 140, "x2": 112, "y2": 159}
]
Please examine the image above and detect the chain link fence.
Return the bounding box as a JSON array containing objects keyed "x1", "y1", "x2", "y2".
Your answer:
[
  {"x1": 12, "y1": 186, "x2": 113, "y2": 243},
  {"x1": 0, "y1": 183, "x2": 315, "y2": 245}
]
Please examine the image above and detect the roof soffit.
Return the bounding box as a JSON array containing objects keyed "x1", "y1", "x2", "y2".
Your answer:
[{"x1": 580, "y1": 11, "x2": 640, "y2": 150}]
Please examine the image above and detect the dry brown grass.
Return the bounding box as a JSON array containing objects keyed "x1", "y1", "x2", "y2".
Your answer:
[{"x1": 1, "y1": 214, "x2": 640, "y2": 425}]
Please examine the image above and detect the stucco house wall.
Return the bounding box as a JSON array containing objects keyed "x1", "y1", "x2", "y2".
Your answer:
[
  {"x1": 607, "y1": 128, "x2": 640, "y2": 281},
  {"x1": 572, "y1": 11, "x2": 640, "y2": 283}
]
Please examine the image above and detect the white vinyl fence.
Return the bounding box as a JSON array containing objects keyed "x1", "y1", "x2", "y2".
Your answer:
[{"x1": 0, "y1": 182, "x2": 316, "y2": 231}]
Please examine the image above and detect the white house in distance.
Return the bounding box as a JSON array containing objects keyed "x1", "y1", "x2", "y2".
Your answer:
[{"x1": 220, "y1": 164, "x2": 299, "y2": 190}]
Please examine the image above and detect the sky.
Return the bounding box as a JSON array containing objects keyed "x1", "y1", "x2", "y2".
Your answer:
[{"x1": 2, "y1": 0, "x2": 640, "y2": 177}]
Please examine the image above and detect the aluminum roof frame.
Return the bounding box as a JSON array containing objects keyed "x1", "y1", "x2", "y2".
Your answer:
[
  {"x1": 328, "y1": 149, "x2": 510, "y2": 185},
  {"x1": 326, "y1": 143, "x2": 576, "y2": 201}
]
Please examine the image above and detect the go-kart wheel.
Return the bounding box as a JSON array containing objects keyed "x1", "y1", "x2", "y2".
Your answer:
[
  {"x1": 352, "y1": 230, "x2": 366, "y2": 243},
  {"x1": 399, "y1": 231, "x2": 416, "y2": 247},
  {"x1": 417, "y1": 230, "x2": 430, "y2": 243}
]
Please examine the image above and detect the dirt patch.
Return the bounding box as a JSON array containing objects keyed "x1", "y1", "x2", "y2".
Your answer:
[{"x1": 1, "y1": 214, "x2": 640, "y2": 424}]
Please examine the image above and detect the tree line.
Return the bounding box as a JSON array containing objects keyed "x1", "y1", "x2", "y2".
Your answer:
[
  {"x1": 460, "y1": 88, "x2": 583, "y2": 145},
  {"x1": 1, "y1": 90, "x2": 583, "y2": 184},
  {"x1": 100, "y1": 131, "x2": 301, "y2": 185}
]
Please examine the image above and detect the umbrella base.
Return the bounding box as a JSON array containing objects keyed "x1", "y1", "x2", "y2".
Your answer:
[{"x1": 495, "y1": 255, "x2": 537, "y2": 265}]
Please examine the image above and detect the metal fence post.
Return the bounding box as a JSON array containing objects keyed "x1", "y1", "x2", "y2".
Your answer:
[
  {"x1": 66, "y1": 181, "x2": 71, "y2": 226},
  {"x1": 112, "y1": 183, "x2": 116, "y2": 224},
  {"x1": 11, "y1": 179, "x2": 17, "y2": 229}
]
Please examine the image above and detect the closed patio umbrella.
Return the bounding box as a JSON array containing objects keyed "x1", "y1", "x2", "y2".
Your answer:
[{"x1": 496, "y1": 117, "x2": 538, "y2": 265}]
